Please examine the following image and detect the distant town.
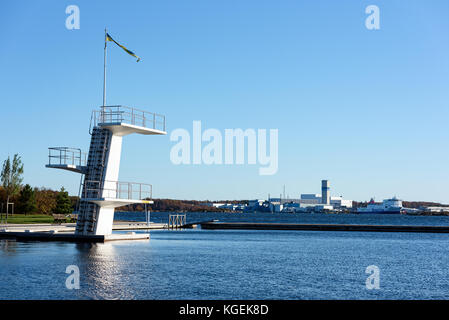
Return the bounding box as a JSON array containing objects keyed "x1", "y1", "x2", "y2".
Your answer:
[{"x1": 146, "y1": 180, "x2": 449, "y2": 216}]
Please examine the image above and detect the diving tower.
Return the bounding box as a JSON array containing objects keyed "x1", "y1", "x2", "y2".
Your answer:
[{"x1": 46, "y1": 105, "x2": 166, "y2": 236}]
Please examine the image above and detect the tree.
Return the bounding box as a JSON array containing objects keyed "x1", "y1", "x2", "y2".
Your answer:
[
  {"x1": 1, "y1": 154, "x2": 24, "y2": 219},
  {"x1": 54, "y1": 187, "x2": 73, "y2": 214},
  {"x1": 35, "y1": 187, "x2": 57, "y2": 215},
  {"x1": 17, "y1": 184, "x2": 37, "y2": 215}
]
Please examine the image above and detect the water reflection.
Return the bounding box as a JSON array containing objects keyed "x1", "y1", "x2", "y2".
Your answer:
[
  {"x1": 0, "y1": 240, "x2": 18, "y2": 254},
  {"x1": 73, "y1": 242, "x2": 138, "y2": 299}
]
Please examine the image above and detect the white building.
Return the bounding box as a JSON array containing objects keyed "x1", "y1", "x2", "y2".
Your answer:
[
  {"x1": 300, "y1": 194, "x2": 322, "y2": 204},
  {"x1": 298, "y1": 180, "x2": 352, "y2": 211},
  {"x1": 330, "y1": 196, "x2": 353, "y2": 208}
]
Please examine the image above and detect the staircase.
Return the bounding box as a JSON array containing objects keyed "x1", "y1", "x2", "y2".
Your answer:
[{"x1": 75, "y1": 127, "x2": 112, "y2": 234}]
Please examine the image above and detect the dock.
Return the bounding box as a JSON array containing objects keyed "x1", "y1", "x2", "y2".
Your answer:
[
  {"x1": 0, "y1": 221, "x2": 167, "y2": 242},
  {"x1": 200, "y1": 222, "x2": 449, "y2": 234},
  {"x1": 0, "y1": 221, "x2": 167, "y2": 232},
  {"x1": 0, "y1": 231, "x2": 150, "y2": 242}
]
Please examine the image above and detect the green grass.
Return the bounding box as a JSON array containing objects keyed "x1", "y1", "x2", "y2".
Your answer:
[{"x1": 2, "y1": 214, "x2": 55, "y2": 224}]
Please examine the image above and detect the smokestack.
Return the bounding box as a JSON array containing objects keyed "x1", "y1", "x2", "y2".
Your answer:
[{"x1": 321, "y1": 180, "x2": 330, "y2": 204}]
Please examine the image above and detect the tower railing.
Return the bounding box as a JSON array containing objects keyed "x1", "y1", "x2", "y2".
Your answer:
[
  {"x1": 91, "y1": 105, "x2": 166, "y2": 132},
  {"x1": 48, "y1": 147, "x2": 87, "y2": 167},
  {"x1": 83, "y1": 180, "x2": 152, "y2": 201}
]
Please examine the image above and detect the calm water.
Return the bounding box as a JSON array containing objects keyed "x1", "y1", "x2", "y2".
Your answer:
[
  {"x1": 2, "y1": 212, "x2": 449, "y2": 300},
  {"x1": 116, "y1": 211, "x2": 449, "y2": 226}
]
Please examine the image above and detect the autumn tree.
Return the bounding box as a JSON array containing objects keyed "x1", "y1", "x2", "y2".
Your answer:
[{"x1": 34, "y1": 188, "x2": 57, "y2": 215}]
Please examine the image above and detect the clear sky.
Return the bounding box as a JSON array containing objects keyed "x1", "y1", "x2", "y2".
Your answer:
[{"x1": 1, "y1": 1, "x2": 448, "y2": 202}]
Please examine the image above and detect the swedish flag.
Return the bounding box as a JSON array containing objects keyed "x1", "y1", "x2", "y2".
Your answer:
[{"x1": 106, "y1": 33, "x2": 141, "y2": 62}]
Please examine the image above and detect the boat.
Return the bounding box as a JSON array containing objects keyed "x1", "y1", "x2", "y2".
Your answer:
[{"x1": 357, "y1": 197, "x2": 402, "y2": 214}]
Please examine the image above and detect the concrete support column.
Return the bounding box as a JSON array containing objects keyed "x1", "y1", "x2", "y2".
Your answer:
[{"x1": 94, "y1": 134, "x2": 123, "y2": 235}]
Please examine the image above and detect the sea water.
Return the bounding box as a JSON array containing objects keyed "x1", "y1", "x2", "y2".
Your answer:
[{"x1": 1, "y1": 212, "x2": 449, "y2": 299}]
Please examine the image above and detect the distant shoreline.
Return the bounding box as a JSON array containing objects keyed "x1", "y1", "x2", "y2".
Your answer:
[{"x1": 117, "y1": 210, "x2": 449, "y2": 217}]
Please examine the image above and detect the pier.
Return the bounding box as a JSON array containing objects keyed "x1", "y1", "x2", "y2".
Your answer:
[
  {"x1": 0, "y1": 218, "x2": 214, "y2": 243},
  {"x1": 0, "y1": 231, "x2": 150, "y2": 243},
  {"x1": 200, "y1": 222, "x2": 449, "y2": 234},
  {"x1": 0, "y1": 221, "x2": 167, "y2": 242}
]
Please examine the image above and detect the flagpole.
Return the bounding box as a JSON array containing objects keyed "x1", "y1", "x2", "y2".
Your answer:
[{"x1": 103, "y1": 28, "x2": 107, "y2": 109}]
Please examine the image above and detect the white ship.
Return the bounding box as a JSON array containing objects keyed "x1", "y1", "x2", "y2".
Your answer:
[{"x1": 357, "y1": 197, "x2": 403, "y2": 214}]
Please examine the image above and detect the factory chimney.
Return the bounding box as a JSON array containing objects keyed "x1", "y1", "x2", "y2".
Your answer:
[{"x1": 321, "y1": 180, "x2": 330, "y2": 205}]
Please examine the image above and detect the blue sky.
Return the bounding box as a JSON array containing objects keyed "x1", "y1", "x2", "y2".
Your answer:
[{"x1": 1, "y1": 1, "x2": 448, "y2": 202}]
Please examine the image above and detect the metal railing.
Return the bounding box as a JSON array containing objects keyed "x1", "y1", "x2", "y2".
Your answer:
[
  {"x1": 168, "y1": 214, "x2": 186, "y2": 229},
  {"x1": 48, "y1": 147, "x2": 87, "y2": 167},
  {"x1": 91, "y1": 105, "x2": 166, "y2": 132},
  {"x1": 83, "y1": 180, "x2": 152, "y2": 201}
]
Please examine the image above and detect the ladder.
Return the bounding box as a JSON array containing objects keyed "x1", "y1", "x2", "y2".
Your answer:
[{"x1": 76, "y1": 127, "x2": 112, "y2": 234}]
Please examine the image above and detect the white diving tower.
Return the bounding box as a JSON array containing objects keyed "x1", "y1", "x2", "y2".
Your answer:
[{"x1": 46, "y1": 105, "x2": 166, "y2": 236}]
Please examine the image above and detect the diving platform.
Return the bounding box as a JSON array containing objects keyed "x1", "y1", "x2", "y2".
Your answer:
[
  {"x1": 46, "y1": 105, "x2": 166, "y2": 237},
  {"x1": 99, "y1": 122, "x2": 166, "y2": 136},
  {"x1": 46, "y1": 147, "x2": 87, "y2": 174},
  {"x1": 45, "y1": 164, "x2": 87, "y2": 174},
  {"x1": 82, "y1": 180, "x2": 153, "y2": 208},
  {"x1": 85, "y1": 198, "x2": 153, "y2": 208},
  {"x1": 92, "y1": 105, "x2": 166, "y2": 136}
]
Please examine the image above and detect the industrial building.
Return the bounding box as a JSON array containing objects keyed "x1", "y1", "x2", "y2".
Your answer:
[
  {"x1": 330, "y1": 196, "x2": 353, "y2": 208},
  {"x1": 299, "y1": 194, "x2": 321, "y2": 204},
  {"x1": 321, "y1": 180, "x2": 330, "y2": 204},
  {"x1": 293, "y1": 180, "x2": 352, "y2": 211},
  {"x1": 244, "y1": 179, "x2": 352, "y2": 213},
  {"x1": 208, "y1": 182, "x2": 444, "y2": 216}
]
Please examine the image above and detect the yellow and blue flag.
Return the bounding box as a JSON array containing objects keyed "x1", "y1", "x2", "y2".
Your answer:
[{"x1": 106, "y1": 33, "x2": 141, "y2": 62}]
